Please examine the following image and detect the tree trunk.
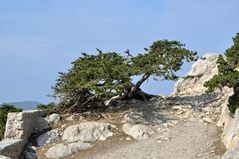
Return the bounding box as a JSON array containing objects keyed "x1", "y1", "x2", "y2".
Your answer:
[
  {"x1": 105, "y1": 73, "x2": 155, "y2": 106},
  {"x1": 128, "y1": 73, "x2": 151, "y2": 98},
  {"x1": 134, "y1": 73, "x2": 151, "y2": 91}
]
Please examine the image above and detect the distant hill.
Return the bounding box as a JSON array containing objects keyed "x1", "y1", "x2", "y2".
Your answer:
[{"x1": 9, "y1": 101, "x2": 41, "y2": 110}]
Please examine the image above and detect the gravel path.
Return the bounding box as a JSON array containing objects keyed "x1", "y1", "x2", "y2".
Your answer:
[{"x1": 83, "y1": 121, "x2": 224, "y2": 159}]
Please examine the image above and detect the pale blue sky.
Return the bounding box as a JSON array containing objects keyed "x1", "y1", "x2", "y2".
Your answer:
[{"x1": 0, "y1": 0, "x2": 238, "y2": 103}]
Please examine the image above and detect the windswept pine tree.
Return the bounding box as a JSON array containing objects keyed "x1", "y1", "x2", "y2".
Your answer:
[
  {"x1": 53, "y1": 40, "x2": 197, "y2": 113},
  {"x1": 205, "y1": 33, "x2": 239, "y2": 114}
]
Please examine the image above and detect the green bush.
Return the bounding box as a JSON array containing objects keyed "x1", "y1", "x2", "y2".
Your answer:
[
  {"x1": 204, "y1": 33, "x2": 239, "y2": 114},
  {"x1": 0, "y1": 104, "x2": 22, "y2": 140},
  {"x1": 37, "y1": 102, "x2": 57, "y2": 113}
]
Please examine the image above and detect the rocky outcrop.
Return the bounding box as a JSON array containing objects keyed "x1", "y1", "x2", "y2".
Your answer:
[
  {"x1": 171, "y1": 53, "x2": 239, "y2": 158},
  {"x1": 62, "y1": 122, "x2": 116, "y2": 142},
  {"x1": 172, "y1": 54, "x2": 218, "y2": 96},
  {"x1": 45, "y1": 142, "x2": 92, "y2": 159},
  {"x1": 4, "y1": 110, "x2": 47, "y2": 141}
]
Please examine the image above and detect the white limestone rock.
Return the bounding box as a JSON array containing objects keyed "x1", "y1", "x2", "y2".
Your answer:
[
  {"x1": 221, "y1": 109, "x2": 239, "y2": 149},
  {"x1": 0, "y1": 155, "x2": 11, "y2": 159},
  {"x1": 37, "y1": 117, "x2": 49, "y2": 130},
  {"x1": 62, "y1": 122, "x2": 116, "y2": 142},
  {"x1": 48, "y1": 114, "x2": 61, "y2": 124},
  {"x1": 172, "y1": 54, "x2": 218, "y2": 96},
  {"x1": 122, "y1": 123, "x2": 155, "y2": 140},
  {"x1": 202, "y1": 116, "x2": 213, "y2": 123},
  {"x1": 36, "y1": 129, "x2": 60, "y2": 146},
  {"x1": 45, "y1": 142, "x2": 92, "y2": 159}
]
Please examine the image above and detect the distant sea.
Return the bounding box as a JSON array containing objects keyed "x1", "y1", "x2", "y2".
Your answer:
[{"x1": 9, "y1": 101, "x2": 41, "y2": 110}]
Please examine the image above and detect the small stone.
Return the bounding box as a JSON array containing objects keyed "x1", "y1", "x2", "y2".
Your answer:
[
  {"x1": 61, "y1": 124, "x2": 67, "y2": 129},
  {"x1": 172, "y1": 106, "x2": 183, "y2": 110},
  {"x1": 176, "y1": 111, "x2": 184, "y2": 115},
  {"x1": 171, "y1": 120, "x2": 179, "y2": 125},
  {"x1": 202, "y1": 117, "x2": 213, "y2": 123},
  {"x1": 162, "y1": 123, "x2": 173, "y2": 128},
  {"x1": 24, "y1": 152, "x2": 37, "y2": 159},
  {"x1": 157, "y1": 135, "x2": 169, "y2": 141},
  {"x1": 28, "y1": 145, "x2": 37, "y2": 151},
  {"x1": 184, "y1": 111, "x2": 192, "y2": 119}
]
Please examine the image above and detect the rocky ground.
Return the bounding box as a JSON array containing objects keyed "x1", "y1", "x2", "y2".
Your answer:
[
  {"x1": 22, "y1": 92, "x2": 227, "y2": 159},
  {"x1": 82, "y1": 121, "x2": 223, "y2": 159}
]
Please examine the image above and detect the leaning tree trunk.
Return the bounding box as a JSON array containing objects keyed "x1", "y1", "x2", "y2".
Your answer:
[
  {"x1": 128, "y1": 73, "x2": 151, "y2": 98},
  {"x1": 105, "y1": 73, "x2": 155, "y2": 106}
]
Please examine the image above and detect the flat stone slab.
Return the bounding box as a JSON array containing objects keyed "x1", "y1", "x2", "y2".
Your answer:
[
  {"x1": 0, "y1": 139, "x2": 23, "y2": 149},
  {"x1": 0, "y1": 139, "x2": 24, "y2": 159}
]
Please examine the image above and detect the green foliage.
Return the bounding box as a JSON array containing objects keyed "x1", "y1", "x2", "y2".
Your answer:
[
  {"x1": 37, "y1": 102, "x2": 57, "y2": 112},
  {"x1": 0, "y1": 104, "x2": 22, "y2": 140},
  {"x1": 54, "y1": 50, "x2": 133, "y2": 112},
  {"x1": 53, "y1": 40, "x2": 197, "y2": 112},
  {"x1": 132, "y1": 40, "x2": 197, "y2": 80},
  {"x1": 205, "y1": 33, "x2": 239, "y2": 114}
]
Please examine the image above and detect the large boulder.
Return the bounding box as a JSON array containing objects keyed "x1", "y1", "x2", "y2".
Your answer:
[
  {"x1": 172, "y1": 54, "x2": 218, "y2": 96},
  {"x1": 36, "y1": 129, "x2": 59, "y2": 146},
  {"x1": 36, "y1": 117, "x2": 49, "y2": 130},
  {"x1": 62, "y1": 122, "x2": 116, "y2": 142},
  {"x1": 122, "y1": 123, "x2": 155, "y2": 140},
  {"x1": 47, "y1": 114, "x2": 61, "y2": 124},
  {"x1": 45, "y1": 142, "x2": 92, "y2": 159}
]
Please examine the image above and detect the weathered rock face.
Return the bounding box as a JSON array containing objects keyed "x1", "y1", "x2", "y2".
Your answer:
[
  {"x1": 62, "y1": 122, "x2": 116, "y2": 142},
  {"x1": 0, "y1": 139, "x2": 24, "y2": 159},
  {"x1": 0, "y1": 110, "x2": 50, "y2": 159},
  {"x1": 45, "y1": 142, "x2": 92, "y2": 159},
  {"x1": 169, "y1": 53, "x2": 239, "y2": 157},
  {"x1": 36, "y1": 129, "x2": 60, "y2": 146},
  {"x1": 172, "y1": 54, "x2": 218, "y2": 96},
  {"x1": 219, "y1": 108, "x2": 239, "y2": 150},
  {"x1": 4, "y1": 110, "x2": 47, "y2": 141}
]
